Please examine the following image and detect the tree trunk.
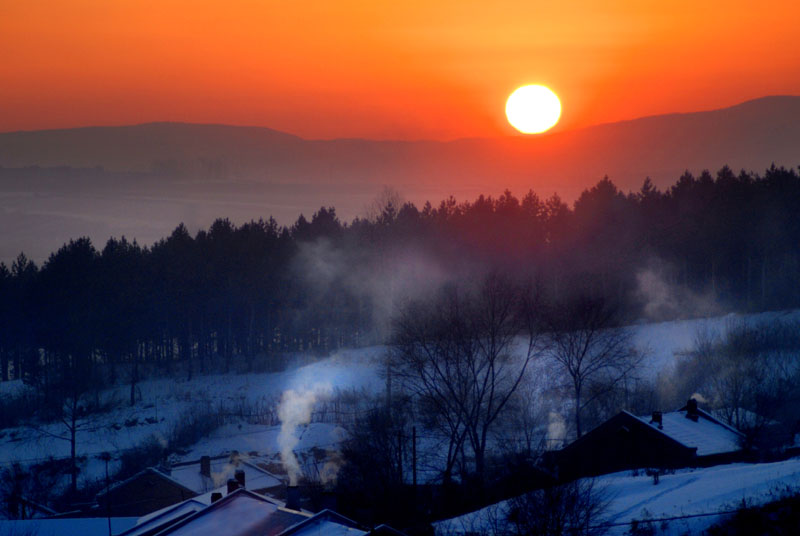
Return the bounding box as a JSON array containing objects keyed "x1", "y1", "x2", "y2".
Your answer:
[
  {"x1": 130, "y1": 345, "x2": 139, "y2": 407},
  {"x1": 575, "y1": 382, "x2": 583, "y2": 439},
  {"x1": 70, "y1": 401, "x2": 78, "y2": 496}
]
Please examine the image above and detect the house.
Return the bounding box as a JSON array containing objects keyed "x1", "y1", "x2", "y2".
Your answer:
[
  {"x1": 95, "y1": 467, "x2": 198, "y2": 517},
  {"x1": 557, "y1": 398, "x2": 745, "y2": 480},
  {"x1": 168, "y1": 453, "x2": 283, "y2": 495}
]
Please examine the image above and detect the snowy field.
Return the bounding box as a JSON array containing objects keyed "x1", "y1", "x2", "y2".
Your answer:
[
  {"x1": 0, "y1": 346, "x2": 383, "y2": 490},
  {"x1": 1, "y1": 309, "x2": 799, "y2": 493},
  {"x1": 434, "y1": 457, "x2": 800, "y2": 535}
]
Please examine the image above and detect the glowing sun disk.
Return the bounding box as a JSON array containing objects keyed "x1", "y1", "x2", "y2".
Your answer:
[{"x1": 505, "y1": 85, "x2": 561, "y2": 134}]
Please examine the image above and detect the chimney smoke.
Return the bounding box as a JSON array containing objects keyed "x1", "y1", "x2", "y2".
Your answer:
[{"x1": 277, "y1": 383, "x2": 332, "y2": 485}]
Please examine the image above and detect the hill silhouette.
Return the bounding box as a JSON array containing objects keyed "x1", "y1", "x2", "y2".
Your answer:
[{"x1": 0, "y1": 95, "x2": 798, "y2": 261}]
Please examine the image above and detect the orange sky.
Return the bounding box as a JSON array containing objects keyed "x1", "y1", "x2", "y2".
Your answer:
[{"x1": 2, "y1": 1, "x2": 799, "y2": 139}]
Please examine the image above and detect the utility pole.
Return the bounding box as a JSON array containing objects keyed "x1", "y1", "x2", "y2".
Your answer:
[
  {"x1": 397, "y1": 429, "x2": 403, "y2": 484},
  {"x1": 412, "y1": 426, "x2": 417, "y2": 488},
  {"x1": 101, "y1": 452, "x2": 112, "y2": 536}
]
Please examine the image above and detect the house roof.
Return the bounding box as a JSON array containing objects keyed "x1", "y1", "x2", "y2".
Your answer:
[
  {"x1": 631, "y1": 407, "x2": 744, "y2": 456},
  {"x1": 169, "y1": 456, "x2": 283, "y2": 494},
  {"x1": 368, "y1": 525, "x2": 409, "y2": 536},
  {"x1": 117, "y1": 499, "x2": 207, "y2": 536},
  {"x1": 277, "y1": 509, "x2": 366, "y2": 536},
  {"x1": 150, "y1": 488, "x2": 308, "y2": 536},
  {"x1": 96, "y1": 467, "x2": 197, "y2": 500}
]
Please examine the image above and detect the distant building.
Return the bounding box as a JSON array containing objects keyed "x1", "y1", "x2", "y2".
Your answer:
[
  {"x1": 168, "y1": 453, "x2": 283, "y2": 495},
  {"x1": 93, "y1": 452, "x2": 283, "y2": 519},
  {"x1": 557, "y1": 398, "x2": 745, "y2": 480}
]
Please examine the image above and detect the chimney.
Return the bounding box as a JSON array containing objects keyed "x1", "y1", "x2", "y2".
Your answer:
[
  {"x1": 200, "y1": 456, "x2": 211, "y2": 477},
  {"x1": 286, "y1": 485, "x2": 301, "y2": 511},
  {"x1": 227, "y1": 478, "x2": 240, "y2": 494},
  {"x1": 235, "y1": 469, "x2": 246, "y2": 489},
  {"x1": 685, "y1": 398, "x2": 699, "y2": 422},
  {"x1": 211, "y1": 492, "x2": 223, "y2": 503},
  {"x1": 650, "y1": 411, "x2": 663, "y2": 429},
  {"x1": 230, "y1": 450, "x2": 240, "y2": 466}
]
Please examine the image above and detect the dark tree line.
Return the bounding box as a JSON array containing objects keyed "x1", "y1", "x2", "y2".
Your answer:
[{"x1": 1, "y1": 164, "x2": 800, "y2": 411}]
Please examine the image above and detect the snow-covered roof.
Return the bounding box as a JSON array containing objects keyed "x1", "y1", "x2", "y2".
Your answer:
[
  {"x1": 633, "y1": 408, "x2": 744, "y2": 456},
  {"x1": 278, "y1": 509, "x2": 366, "y2": 536},
  {"x1": 119, "y1": 499, "x2": 207, "y2": 536},
  {"x1": 152, "y1": 488, "x2": 309, "y2": 536},
  {"x1": 434, "y1": 457, "x2": 800, "y2": 536},
  {"x1": 169, "y1": 456, "x2": 283, "y2": 493}
]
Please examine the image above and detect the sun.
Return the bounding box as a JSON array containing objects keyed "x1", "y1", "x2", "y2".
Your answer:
[{"x1": 505, "y1": 85, "x2": 561, "y2": 134}]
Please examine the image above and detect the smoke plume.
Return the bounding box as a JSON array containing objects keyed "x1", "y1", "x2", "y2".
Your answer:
[
  {"x1": 547, "y1": 411, "x2": 567, "y2": 447},
  {"x1": 636, "y1": 261, "x2": 722, "y2": 321},
  {"x1": 293, "y1": 238, "x2": 450, "y2": 342},
  {"x1": 277, "y1": 383, "x2": 333, "y2": 485}
]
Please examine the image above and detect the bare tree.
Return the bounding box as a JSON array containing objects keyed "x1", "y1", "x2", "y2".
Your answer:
[
  {"x1": 546, "y1": 294, "x2": 640, "y2": 438},
  {"x1": 392, "y1": 273, "x2": 543, "y2": 483},
  {"x1": 508, "y1": 479, "x2": 610, "y2": 536},
  {"x1": 688, "y1": 321, "x2": 800, "y2": 448}
]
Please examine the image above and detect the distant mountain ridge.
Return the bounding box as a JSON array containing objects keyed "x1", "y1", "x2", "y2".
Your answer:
[
  {"x1": 1, "y1": 95, "x2": 799, "y2": 262},
  {"x1": 1, "y1": 95, "x2": 799, "y2": 196}
]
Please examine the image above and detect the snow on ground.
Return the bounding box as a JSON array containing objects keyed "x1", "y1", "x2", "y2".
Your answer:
[
  {"x1": 434, "y1": 458, "x2": 800, "y2": 535},
  {"x1": 628, "y1": 309, "x2": 800, "y2": 380},
  {"x1": 177, "y1": 422, "x2": 348, "y2": 463},
  {"x1": 0, "y1": 346, "x2": 384, "y2": 489},
  {"x1": 1, "y1": 310, "x2": 799, "y2": 492}
]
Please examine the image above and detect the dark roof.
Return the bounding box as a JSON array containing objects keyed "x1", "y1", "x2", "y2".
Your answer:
[
  {"x1": 562, "y1": 411, "x2": 696, "y2": 456},
  {"x1": 97, "y1": 468, "x2": 197, "y2": 500}
]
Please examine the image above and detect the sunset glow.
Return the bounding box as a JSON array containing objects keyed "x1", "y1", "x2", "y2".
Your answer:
[{"x1": 1, "y1": 1, "x2": 799, "y2": 139}]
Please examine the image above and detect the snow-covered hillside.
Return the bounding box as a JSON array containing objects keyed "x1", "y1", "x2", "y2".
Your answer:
[
  {"x1": 434, "y1": 458, "x2": 800, "y2": 535},
  {"x1": 1, "y1": 310, "x2": 798, "y2": 493}
]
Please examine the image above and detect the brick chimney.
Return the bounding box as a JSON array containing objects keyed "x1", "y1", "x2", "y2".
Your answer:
[
  {"x1": 685, "y1": 398, "x2": 699, "y2": 422},
  {"x1": 286, "y1": 485, "x2": 301, "y2": 511},
  {"x1": 227, "y1": 478, "x2": 241, "y2": 494},
  {"x1": 211, "y1": 492, "x2": 223, "y2": 503},
  {"x1": 235, "y1": 468, "x2": 245, "y2": 489},
  {"x1": 650, "y1": 411, "x2": 663, "y2": 429},
  {"x1": 200, "y1": 456, "x2": 211, "y2": 477}
]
